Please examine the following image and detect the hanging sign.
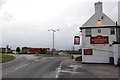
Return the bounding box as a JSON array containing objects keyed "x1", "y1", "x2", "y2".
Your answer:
[{"x1": 74, "y1": 36, "x2": 80, "y2": 45}]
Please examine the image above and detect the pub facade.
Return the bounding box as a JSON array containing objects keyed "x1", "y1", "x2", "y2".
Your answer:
[{"x1": 80, "y1": 2, "x2": 120, "y2": 65}]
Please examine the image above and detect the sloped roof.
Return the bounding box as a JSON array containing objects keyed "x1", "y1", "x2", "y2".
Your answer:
[
  {"x1": 81, "y1": 13, "x2": 116, "y2": 27},
  {"x1": 81, "y1": 2, "x2": 116, "y2": 28}
]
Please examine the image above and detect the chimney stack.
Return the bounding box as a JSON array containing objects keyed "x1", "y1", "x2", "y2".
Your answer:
[{"x1": 95, "y1": 2, "x2": 103, "y2": 14}]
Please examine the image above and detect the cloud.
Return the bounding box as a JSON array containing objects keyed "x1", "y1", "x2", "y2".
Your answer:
[
  {"x1": 0, "y1": 0, "x2": 6, "y2": 9},
  {"x1": 118, "y1": 1, "x2": 120, "y2": 24},
  {"x1": 0, "y1": 0, "x2": 6, "y2": 47},
  {"x1": 1, "y1": 0, "x2": 119, "y2": 50}
]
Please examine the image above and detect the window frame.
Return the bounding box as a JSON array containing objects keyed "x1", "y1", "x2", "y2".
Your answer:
[
  {"x1": 110, "y1": 27, "x2": 115, "y2": 35},
  {"x1": 86, "y1": 28, "x2": 91, "y2": 37},
  {"x1": 118, "y1": 28, "x2": 120, "y2": 42}
]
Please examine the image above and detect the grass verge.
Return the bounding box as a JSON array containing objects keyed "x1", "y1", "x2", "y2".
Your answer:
[{"x1": 0, "y1": 54, "x2": 15, "y2": 63}]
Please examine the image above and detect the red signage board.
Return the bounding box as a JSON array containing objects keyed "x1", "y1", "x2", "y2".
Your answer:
[
  {"x1": 84, "y1": 49, "x2": 92, "y2": 55},
  {"x1": 74, "y1": 36, "x2": 80, "y2": 45},
  {"x1": 90, "y1": 35, "x2": 109, "y2": 44}
]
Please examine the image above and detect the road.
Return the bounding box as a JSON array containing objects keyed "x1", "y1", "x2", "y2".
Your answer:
[
  {"x1": 2, "y1": 54, "x2": 118, "y2": 80},
  {"x1": 2, "y1": 54, "x2": 68, "y2": 78}
]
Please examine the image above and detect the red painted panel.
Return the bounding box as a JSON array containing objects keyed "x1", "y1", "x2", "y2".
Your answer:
[
  {"x1": 90, "y1": 35, "x2": 109, "y2": 44},
  {"x1": 84, "y1": 49, "x2": 93, "y2": 55}
]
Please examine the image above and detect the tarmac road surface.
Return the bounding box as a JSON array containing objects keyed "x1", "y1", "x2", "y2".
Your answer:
[
  {"x1": 2, "y1": 54, "x2": 68, "y2": 78},
  {"x1": 2, "y1": 54, "x2": 117, "y2": 80}
]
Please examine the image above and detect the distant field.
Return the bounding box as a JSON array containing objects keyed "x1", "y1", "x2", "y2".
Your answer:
[{"x1": 0, "y1": 54, "x2": 15, "y2": 63}]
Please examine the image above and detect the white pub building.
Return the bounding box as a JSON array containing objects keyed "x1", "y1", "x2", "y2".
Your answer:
[{"x1": 80, "y1": 2, "x2": 120, "y2": 65}]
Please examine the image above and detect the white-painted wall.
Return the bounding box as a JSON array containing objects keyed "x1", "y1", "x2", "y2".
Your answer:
[
  {"x1": 82, "y1": 28, "x2": 116, "y2": 50},
  {"x1": 82, "y1": 48, "x2": 113, "y2": 63},
  {"x1": 113, "y1": 44, "x2": 120, "y2": 65},
  {"x1": 118, "y1": 44, "x2": 120, "y2": 58},
  {"x1": 82, "y1": 28, "x2": 116, "y2": 63},
  {"x1": 81, "y1": 2, "x2": 117, "y2": 63}
]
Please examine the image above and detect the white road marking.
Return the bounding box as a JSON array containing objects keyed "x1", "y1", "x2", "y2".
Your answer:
[
  {"x1": 3, "y1": 57, "x2": 57, "y2": 77},
  {"x1": 56, "y1": 61, "x2": 63, "y2": 78},
  {"x1": 60, "y1": 70, "x2": 81, "y2": 74},
  {"x1": 3, "y1": 59, "x2": 40, "y2": 76},
  {"x1": 55, "y1": 63, "x2": 84, "y2": 78},
  {"x1": 3, "y1": 56, "x2": 46, "y2": 77},
  {"x1": 3, "y1": 70, "x2": 16, "y2": 76},
  {"x1": 35, "y1": 60, "x2": 40, "y2": 62},
  {"x1": 3, "y1": 60, "x2": 36, "y2": 76},
  {"x1": 15, "y1": 58, "x2": 49, "y2": 70},
  {"x1": 56, "y1": 74, "x2": 59, "y2": 78},
  {"x1": 14, "y1": 64, "x2": 29, "y2": 70},
  {"x1": 34, "y1": 58, "x2": 48, "y2": 63}
]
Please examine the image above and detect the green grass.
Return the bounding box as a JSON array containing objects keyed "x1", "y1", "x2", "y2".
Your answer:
[{"x1": 0, "y1": 54, "x2": 15, "y2": 63}]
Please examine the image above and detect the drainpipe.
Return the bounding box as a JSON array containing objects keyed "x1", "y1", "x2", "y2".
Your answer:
[{"x1": 111, "y1": 22, "x2": 118, "y2": 65}]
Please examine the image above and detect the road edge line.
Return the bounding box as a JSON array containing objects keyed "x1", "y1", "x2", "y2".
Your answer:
[{"x1": 56, "y1": 61, "x2": 63, "y2": 78}]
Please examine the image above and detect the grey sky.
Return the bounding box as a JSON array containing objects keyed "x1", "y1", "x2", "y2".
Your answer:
[{"x1": 0, "y1": 0, "x2": 119, "y2": 50}]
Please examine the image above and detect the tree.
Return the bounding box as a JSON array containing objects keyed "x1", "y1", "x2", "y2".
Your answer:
[
  {"x1": 16, "y1": 47, "x2": 21, "y2": 54},
  {"x1": 39, "y1": 48, "x2": 47, "y2": 54}
]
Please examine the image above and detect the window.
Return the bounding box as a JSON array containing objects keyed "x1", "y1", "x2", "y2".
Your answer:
[
  {"x1": 118, "y1": 28, "x2": 120, "y2": 42},
  {"x1": 86, "y1": 28, "x2": 91, "y2": 37},
  {"x1": 110, "y1": 28, "x2": 115, "y2": 35},
  {"x1": 84, "y1": 49, "x2": 92, "y2": 55}
]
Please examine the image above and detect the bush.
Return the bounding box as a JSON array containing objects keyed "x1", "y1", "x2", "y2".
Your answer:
[
  {"x1": 75, "y1": 56, "x2": 82, "y2": 61},
  {"x1": 39, "y1": 49, "x2": 47, "y2": 54}
]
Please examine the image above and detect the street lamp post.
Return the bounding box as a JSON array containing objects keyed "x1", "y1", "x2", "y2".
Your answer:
[{"x1": 48, "y1": 29, "x2": 59, "y2": 52}]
